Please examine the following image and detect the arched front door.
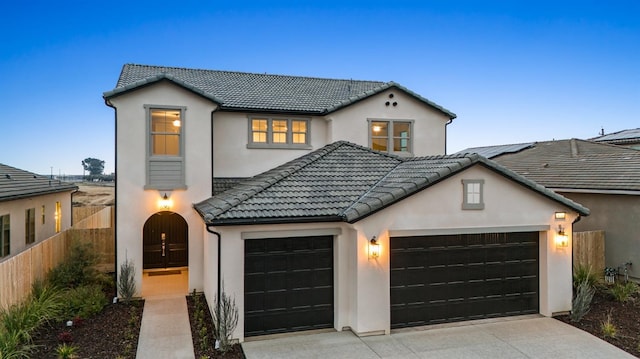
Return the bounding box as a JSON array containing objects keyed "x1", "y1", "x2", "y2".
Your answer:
[{"x1": 143, "y1": 211, "x2": 188, "y2": 269}]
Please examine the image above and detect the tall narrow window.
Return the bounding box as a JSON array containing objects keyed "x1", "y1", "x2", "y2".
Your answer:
[
  {"x1": 272, "y1": 119, "x2": 288, "y2": 143},
  {"x1": 151, "y1": 109, "x2": 181, "y2": 156},
  {"x1": 292, "y1": 120, "x2": 307, "y2": 144},
  {"x1": 462, "y1": 179, "x2": 485, "y2": 210},
  {"x1": 369, "y1": 120, "x2": 413, "y2": 154},
  {"x1": 41, "y1": 205, "x2": 46, "y2": 225},
  {"x1": 0, "y1": 215, "x2": 9, "y2": 257},
  {"x1": 55, "y1": 201, "x2": 61, "y2": 233},
  {"x1": 25, "y1": 208, "x2": 35, "y2": 245}
]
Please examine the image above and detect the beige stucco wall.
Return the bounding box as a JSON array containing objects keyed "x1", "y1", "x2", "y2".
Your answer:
[
  {"x1": 563, "y1": 192, "x2": 640, "y2": 280},
  {"x1": 203, "y1": 164, "x2": 580, "y2": 342},
  {"x1": 0, "y1": 191, "x2": 73, "y2": 261},
  {"x1": 327, "y1": 89, "x2": 450, "y2": 156},
  {"x1": 108, "y1": 81, "x2": 215, "y2": 294}
]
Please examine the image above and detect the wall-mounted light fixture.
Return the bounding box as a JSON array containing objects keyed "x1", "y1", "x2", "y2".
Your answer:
[
  {"x1": 369, "y1": 236, "x2": 380, "y2": 259},
  {"x1": 159, "y1": 193, "x2": 173, "y2": 211},
  {"x1": 555, "y1": 211, "x2": 566, "y2": 220},
  {"x1": 556, "y1": 224, "x2": 568, "y2": 248}
]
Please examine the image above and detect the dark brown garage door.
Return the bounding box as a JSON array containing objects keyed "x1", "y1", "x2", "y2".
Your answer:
[
  {"x1": 391, "y1": 232, "x2": 539, "y2": 328},
  {"x1": 244, "y1": 236, "x2": 334, "y2": 337}
]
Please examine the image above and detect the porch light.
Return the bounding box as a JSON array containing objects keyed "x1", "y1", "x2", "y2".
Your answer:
[
  {"x1": 159, "y1": 193, "x2": 173, "y2": 210},
  {"x1": 555, "y1": 211, "x2": 566, "y2": 220},
  {"x1": 369, "y1": 236, "x2": 380, "y2": 259},
  {"x1": 556, "y1": 225, "x2": 568, "y2": 248}
]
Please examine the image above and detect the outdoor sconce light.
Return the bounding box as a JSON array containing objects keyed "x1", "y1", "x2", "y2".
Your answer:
[
  {"x1": 556, "y1": 225, "x2": 569, "y2": 248},
  {"x1": 159, "y1": 193, "x2": 173, "y2": 210},
  {"x1": 555, "y1": 211, "x2": 566, "y2": 220},
  {"x1": 369, "y1": 236, "x2": 380, "y2": 259}
]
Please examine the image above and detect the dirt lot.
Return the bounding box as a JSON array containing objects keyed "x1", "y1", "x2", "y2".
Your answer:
[{"x1": 72, "y1": 183, "x2": 115, "y2": 207}]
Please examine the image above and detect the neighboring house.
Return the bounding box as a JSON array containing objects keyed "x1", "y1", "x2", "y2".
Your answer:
[
  {"x1": 591, "y1": 128, "x2": 640, "y2": 149},
  {"x1": 460, "y1": 139, "x2": 640, "y2": 281},
  {"x1": 0, "y1": 163, "x2": 76, "y2": 261},
  {"x1": 104, "y1": 64, "x2": 588, "y2": 340}
]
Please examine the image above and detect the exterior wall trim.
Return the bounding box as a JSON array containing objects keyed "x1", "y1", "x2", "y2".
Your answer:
[
  {"x1": 389, "y1": 225, "x2": 550, "y2": 237},
  {"x1": 241, "y1": 227, "x2": 342, "y2": 240}
]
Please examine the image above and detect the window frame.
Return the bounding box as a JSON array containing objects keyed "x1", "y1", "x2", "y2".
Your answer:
[
  {"x1": 54, "y1": 201, "x2": 61, "y2": 233},
  {"x1": 367, "y1": 119, "x2": 414, "y2": 155},
  {"x1": 247, "y1": 116, "x2": 311, "y2": 149},
  {"x1": 462, "y1": 179, "x2": 485, "y2": 210},
  {"x1": 144, "y1": 105, "x2": 187, "y2": 190},
  {"x1": 1, "y1": 214, "x2": 9, "y2": 258},
  {"x1": 25, "y1": 208, "x2": 35, "y2": 245}
]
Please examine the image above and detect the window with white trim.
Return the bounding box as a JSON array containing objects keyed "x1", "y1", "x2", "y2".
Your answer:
[
  {"x1": 249, "y1": 117, "x2": 310, "y2": 148},
  {"x1": 462, "y1": 179, "x2": 484, "y2": 210},
  {"x1": 0, "y1": 214, "x2": 9, "y2": 257},
  {"x1": 369, "y1": 120, "x2": 412, "y2": 154}
]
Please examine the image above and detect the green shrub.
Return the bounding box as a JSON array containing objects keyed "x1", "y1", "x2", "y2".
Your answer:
[
  {"x1": 601, "y1": 313, "x2": 617, "y2": 338},
  {"x1": 609, "y1": 281, "x2": 638, "y2": 302},
  {"x1": 117, "y1": 259, "x2": 137, "y2": 301},
  {"x1": 47, "y1": 240, "x2": 101, "y2": 289},
  {"x1": 59, "y1": 285, "x2": 108, "y2": 320},
  {"x1": 0, "y1": 330, "x2": 34, "y2": 359},
  {"x1": 55, "y1": 343, "x2": 78, "y2": 359},
  {"x1": 573, "y1": 264, "x2": 599, "y2": 289},
  {"x1": 570, "y1": 279, "x2": 596, "y2": 322}
]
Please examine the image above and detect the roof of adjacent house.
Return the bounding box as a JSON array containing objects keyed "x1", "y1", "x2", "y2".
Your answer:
[
  {"x1": 591, "y1": 128, "x2": 640, "y2": 145},
  {"x1": 103, "y1": 64, "x2": 456, "y2": 118},
  {"x1": 0, "y1": 163, "x2": 77, "y2": 202},
  {"x1": 461, "y1": 139, "x2": 640, "y2": 193},
  {"x1": 194, "y1": 141, "x2": 588, "y2": 225}
]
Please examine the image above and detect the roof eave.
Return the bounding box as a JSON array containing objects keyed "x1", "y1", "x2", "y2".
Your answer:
[
  {"x1": 204, "y1": 215, "x2": 345, "y2": 227},
  {"x1": 103, "y1": 74, "x2": 224, "y2": 104},
  {"x1": 0, "y1": 185, "x2": 78, "y2": 203}
]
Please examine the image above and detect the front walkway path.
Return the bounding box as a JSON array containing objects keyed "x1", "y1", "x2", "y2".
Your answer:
[
  {"x1": 136, "y1": 294, "x2": 195, "y2": 359},
  {"x1": 242, "y1": 316, "x2": 635, "y2": 359}
]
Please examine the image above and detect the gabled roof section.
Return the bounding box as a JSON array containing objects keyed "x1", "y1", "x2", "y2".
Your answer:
[
  {"x1": 591, "y1": 128, "x2": 640, "y2": 145},
  {"x1": 104, "y1": 64, "x2": 456, "y2": 118},
  {"x1": 491, "y1": 139, "x2": 640, "y2": 193},
  {"x1": 456, "y1": 142, "x2": 535, "y2": 159},
  {"x1": 194, "y1": 141, "x2": 588, "y2": 226},
  {"x1": 0, "y1": 163, "x2": 77, "y2": 202}
]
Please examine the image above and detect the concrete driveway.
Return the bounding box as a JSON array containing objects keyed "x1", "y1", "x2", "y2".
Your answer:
[{"x1": 242, "y1": 316, "x2": 635, "y2": 358}]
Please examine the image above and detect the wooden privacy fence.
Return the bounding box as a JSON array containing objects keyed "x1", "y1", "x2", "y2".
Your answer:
[
  {"x1": 573, "y1": 230, "x2": 605, "y2": 277},
  {"x1": 0, "y1": 207, "x2": 115, "y2": 310}
]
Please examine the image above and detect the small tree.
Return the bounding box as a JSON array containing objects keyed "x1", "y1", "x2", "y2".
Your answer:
[{"x1": 117, "y1": 259, "x2": 137, "y2": 301}]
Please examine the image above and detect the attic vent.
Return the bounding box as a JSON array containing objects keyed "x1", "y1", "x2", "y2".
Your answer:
[{"x1": 5, "y1": 174, "x2": 10, "y2": 179}]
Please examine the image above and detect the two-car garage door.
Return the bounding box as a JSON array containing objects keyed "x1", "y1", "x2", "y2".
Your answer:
[{"x1": 390, "y1": 231, "x2": 539, "y2": 329}]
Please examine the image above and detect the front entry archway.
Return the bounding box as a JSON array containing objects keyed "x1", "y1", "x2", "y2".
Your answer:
[{"x1": 143, "y1": 211, "x2": 188, "y2": 269}]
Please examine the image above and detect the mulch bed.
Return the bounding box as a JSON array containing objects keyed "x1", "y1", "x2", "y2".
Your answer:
[
  {"x1": 555, "y1": 289, "x2": 640, "y2": 357},
  {"x1": 31, "y1": 299, "x2": 144, "y2": 358},
  {"x1": 186, "y1": 293, "x2": 245, "y2": 359}
]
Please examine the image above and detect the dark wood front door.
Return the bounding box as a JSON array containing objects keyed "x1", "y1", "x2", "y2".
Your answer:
[{"x1": 143, "y1": 211, "x2": 188, "y2": 269}]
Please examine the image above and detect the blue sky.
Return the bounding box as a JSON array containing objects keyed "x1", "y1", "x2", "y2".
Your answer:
[{"x1": 1, "y1": 1, "x2": 638, "y2": 175}]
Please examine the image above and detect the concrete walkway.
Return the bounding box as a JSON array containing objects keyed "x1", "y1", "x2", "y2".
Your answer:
[
  {"x1": 242, "y1": 316, "x2": 635, "y2": 359},
  {"x1": 136, "y1": 295, "x2": 195, "y2": 359}
]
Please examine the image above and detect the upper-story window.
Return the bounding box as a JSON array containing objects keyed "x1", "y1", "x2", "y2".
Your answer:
[
  {"x1": 462, "y1": 179, "x2": 485, "y2": 210},
  {"x1": 145, "y1": 106, "x2": 186, "y2": 190},
  {"x1": 369, "y1": 120, "x2": 413, "y2": 155},
  {"x1": 248, "y1": 117, "x2": 310, "y2": 148},
  {"x1": 1, "y1": 214, "x2": 9, "y2": 258}
]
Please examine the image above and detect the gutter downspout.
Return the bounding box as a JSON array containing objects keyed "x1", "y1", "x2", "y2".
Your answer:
[
  {"x1": 104, "y1": 97, "x2": 118, "y2": 300},
  {"x1": 444, "y1": 117, "x2": 454, "y2": 155},
  {"x1": 205, "y1": 224, "x2": 222, "y2": 342}
]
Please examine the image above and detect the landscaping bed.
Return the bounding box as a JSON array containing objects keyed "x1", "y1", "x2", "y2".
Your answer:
[
  {"x1": 555, "y1": 286, "x2": 640, "y2": 357},
  {"x1": 186, "y1": 292, "x2": 245, "y2": 359},
  {"x1": 30, "y1": 298, "x2": 143, "y2": 358}
]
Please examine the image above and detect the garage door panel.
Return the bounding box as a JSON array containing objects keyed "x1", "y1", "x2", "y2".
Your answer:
[
  {"x1": 391, "y1": 232, "x2": 539, "y2": 328},
  {"x1": 245, "y1": 236, "x2": 334, "y2": 337}
]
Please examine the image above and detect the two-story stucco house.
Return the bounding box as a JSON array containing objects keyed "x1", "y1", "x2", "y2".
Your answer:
[
  {"x1": 0, "y1": 163, "x2": 76, "y2": 262},
  {"x1": 104, "y1": 64, "x2": 588, "y2": 341}
]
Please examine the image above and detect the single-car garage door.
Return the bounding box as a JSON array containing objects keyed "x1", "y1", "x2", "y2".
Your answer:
[
  {"x1": 244, "y1": 236, "x2": 334, "y2": 337},
  {"x1": 391, "y1": 232, "x2": 539, "y2": 328}
]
